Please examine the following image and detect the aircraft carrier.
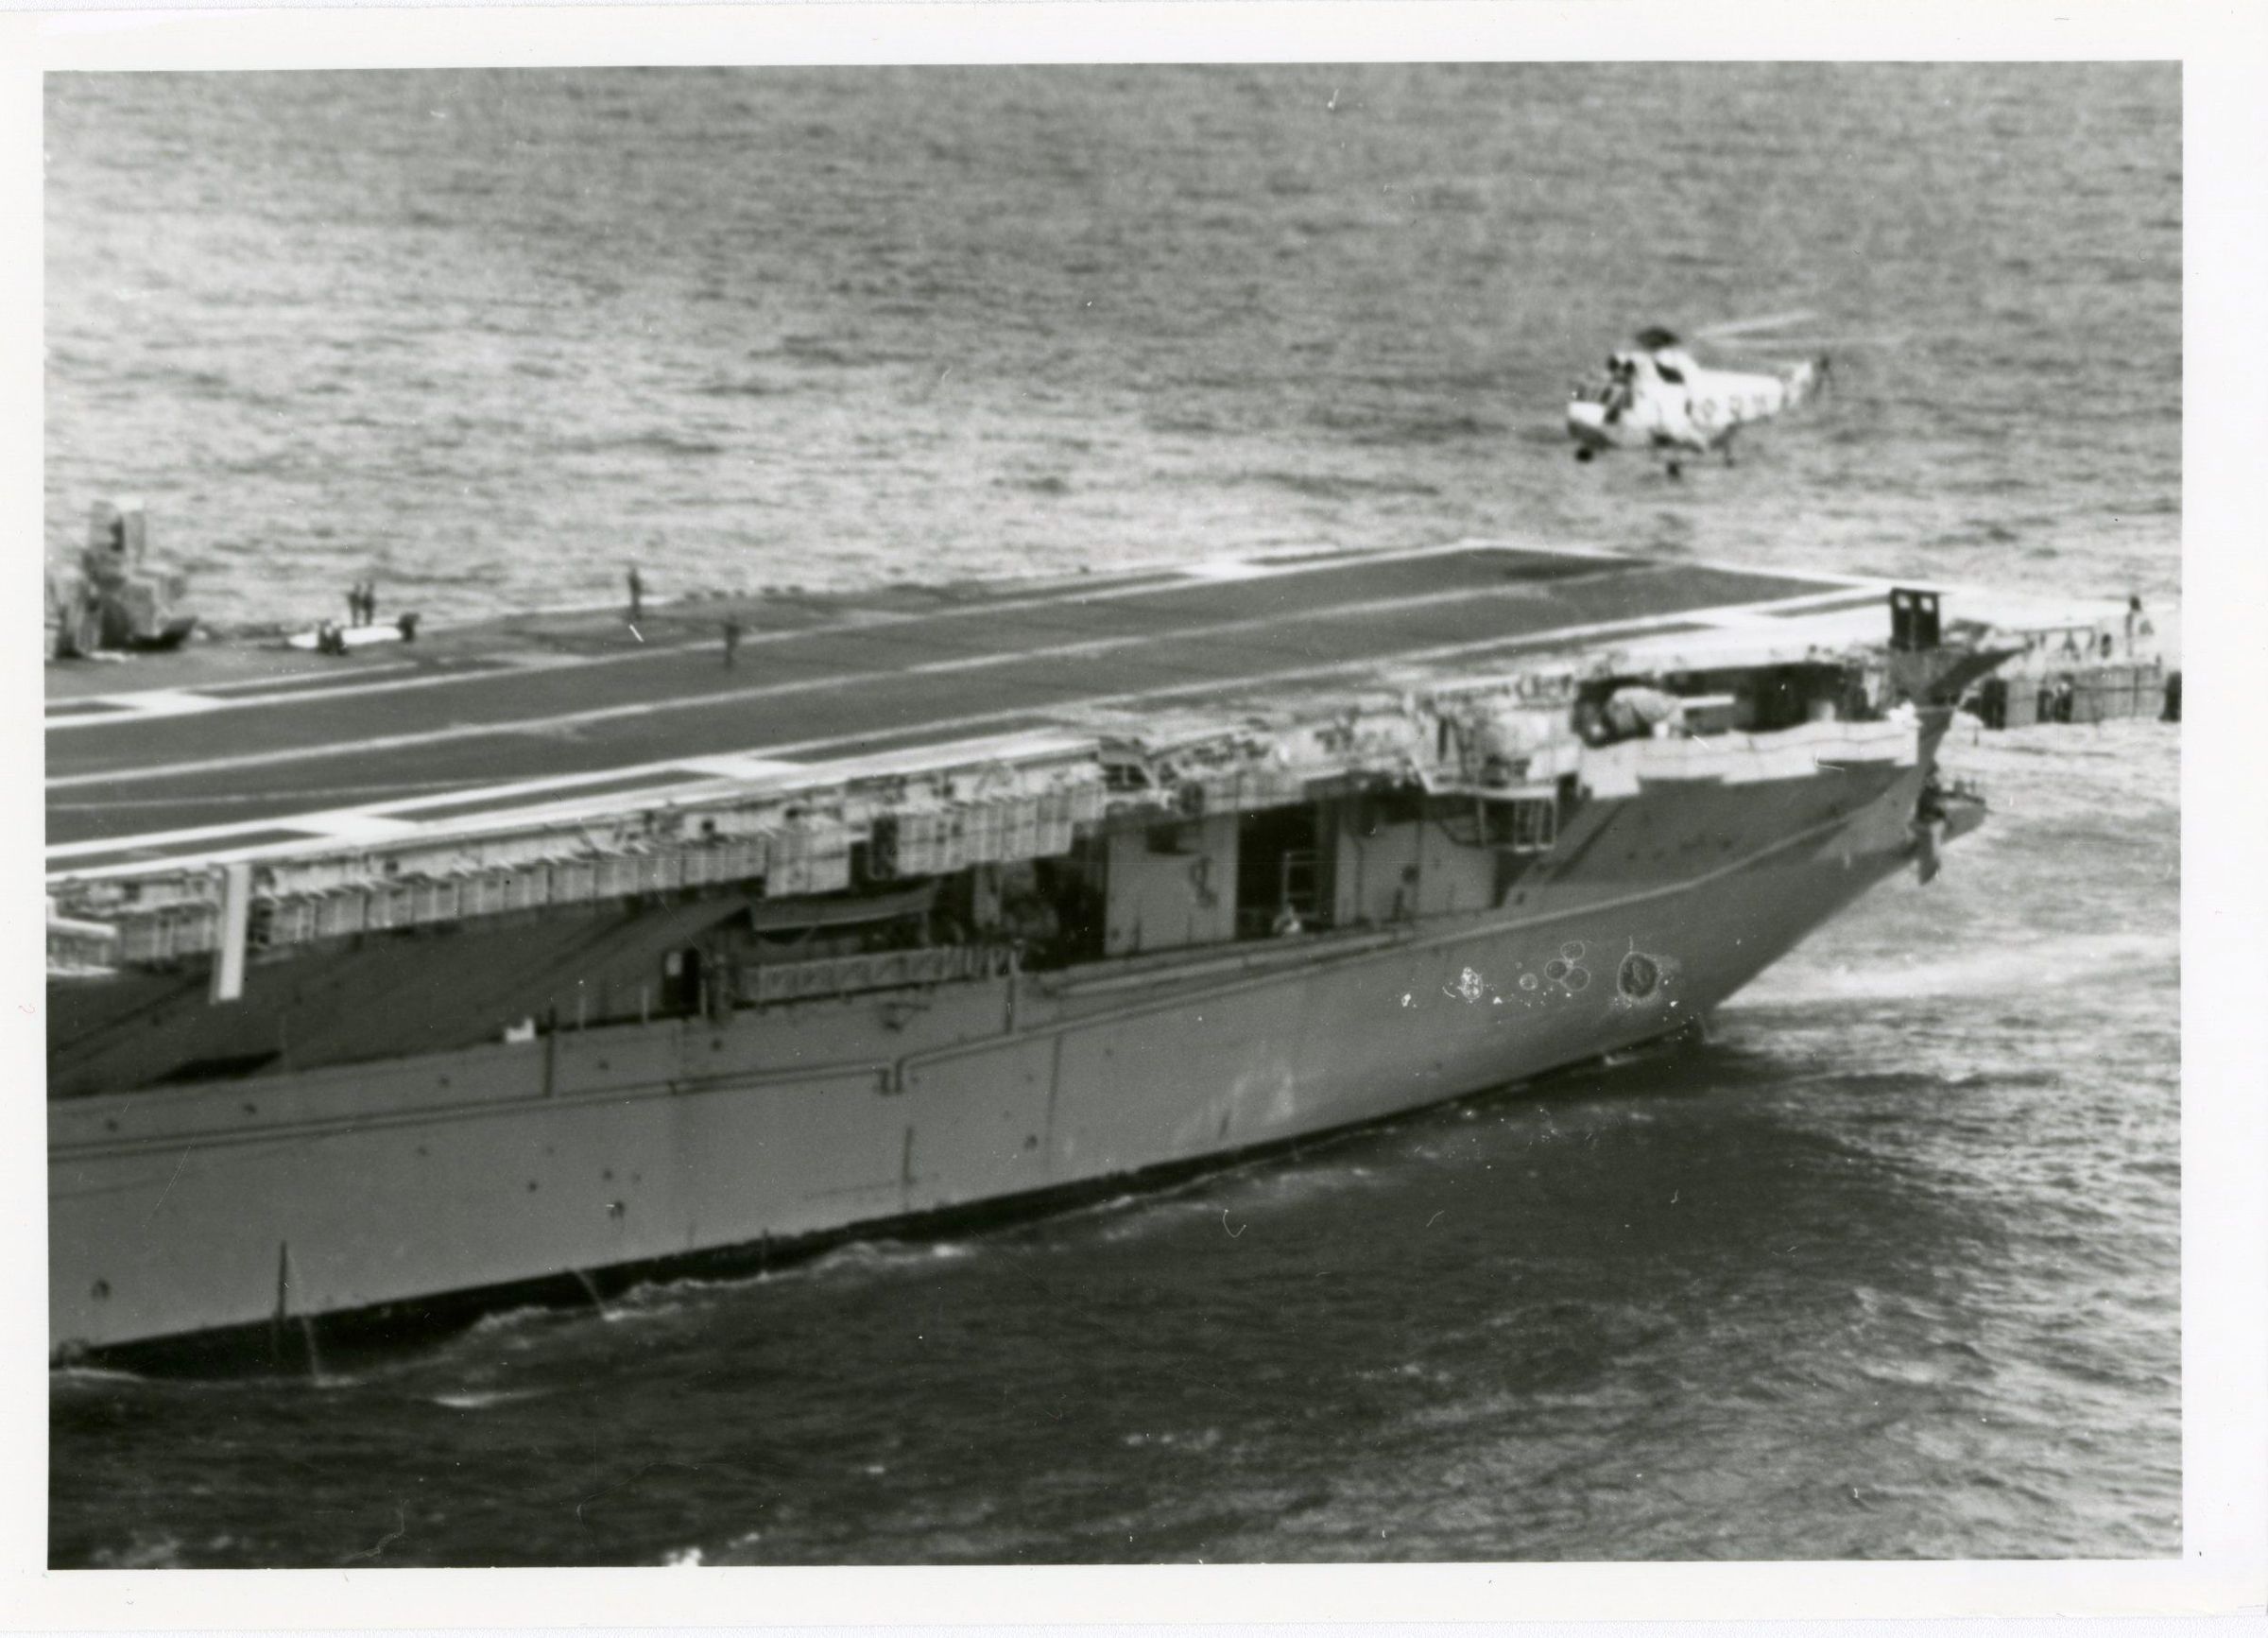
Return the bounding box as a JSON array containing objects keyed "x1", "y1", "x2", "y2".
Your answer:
[{"x1": 47, "y1": 537, "x2": 2036, "y2": 1368}]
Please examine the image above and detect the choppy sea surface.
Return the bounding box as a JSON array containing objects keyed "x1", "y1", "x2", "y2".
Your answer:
[{"x1": 46, "y1": 65, "x2": 2179, "y2": 1565}]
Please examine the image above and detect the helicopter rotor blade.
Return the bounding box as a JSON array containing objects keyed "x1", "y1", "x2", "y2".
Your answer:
[
  {"x1": 1690, "y1": 309, "x2": 1819, "y2": 341},
  {"x1": 1710, "y1": 333, "x2": 1904, "y2": 353}
]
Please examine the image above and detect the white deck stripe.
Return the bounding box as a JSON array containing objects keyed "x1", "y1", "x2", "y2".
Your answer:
[
  {"x1": 670, "y1": 755, "x2": 813, "y2": 782},
  {"x1": 43, "y1": 538, "x2": 1525, "y2": 731},
  {"x1": 1177, "y1": 557, "x2": 1275, "y2": 581},
  {"x1": 65, "y1": 689, "x2": 219, "y2": 720},
  {"x1": 46, "y1": 663, "x2": 431, "y2": 721},
  {"x1": 288, "y1": 813, "x2": 424, "y2": 842}
]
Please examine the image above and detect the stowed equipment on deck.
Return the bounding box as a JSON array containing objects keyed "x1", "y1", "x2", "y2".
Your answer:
[{"x1": 46, "y1": 500, "x2": 198, "y2": 660}]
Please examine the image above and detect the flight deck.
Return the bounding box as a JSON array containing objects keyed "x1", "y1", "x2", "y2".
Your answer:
[{"x1": 47, "y1": 543, "x2": 1884, "y2": 871}]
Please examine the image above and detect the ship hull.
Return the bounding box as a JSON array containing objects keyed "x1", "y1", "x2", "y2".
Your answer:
[{"x1": 51, "y1": 777, "x2": 1919, "y2": 1366}]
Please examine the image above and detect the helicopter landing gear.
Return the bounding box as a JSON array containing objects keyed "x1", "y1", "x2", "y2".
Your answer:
[{"x1": 1574, "y1": 447, "x2": 1595, "y2": 464}]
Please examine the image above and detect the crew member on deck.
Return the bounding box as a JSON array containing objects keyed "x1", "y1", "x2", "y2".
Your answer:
[{"x1": 1915, "y1": 773, "x2": 1949, "y2": 885}]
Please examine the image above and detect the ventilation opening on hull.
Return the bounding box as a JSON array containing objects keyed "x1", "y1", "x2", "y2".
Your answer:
[
  {"x1": 1236, "y1": 803, "x2": 1325, "y2": 939},
  {"x1": 155, "y1": 1050, "x2": 281, "y2": 1086},
  {"x1": 662, "y1": 947, "x2": 706, "y2": 1015}
]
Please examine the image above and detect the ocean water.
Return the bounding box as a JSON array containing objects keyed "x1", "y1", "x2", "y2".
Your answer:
[{"x1": 44, "y1": 64, "x2": 2180, "y2": 1565}]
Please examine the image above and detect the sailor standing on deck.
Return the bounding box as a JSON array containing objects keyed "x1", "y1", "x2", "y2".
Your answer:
[
  {"x1": 1915, "y1": 772, "x2": 1949, "y2": 886},
  {"x1": 2126, "y1": 594, "x2": 2149, "y2": 654},
  {"x1": 627, "y1": 566, "x2": 644, "y2": 623}
]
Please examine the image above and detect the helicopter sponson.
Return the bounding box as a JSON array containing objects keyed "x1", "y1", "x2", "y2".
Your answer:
[{"x1": 1566, "y1": 328, "x2": 1827, "y2": 466}]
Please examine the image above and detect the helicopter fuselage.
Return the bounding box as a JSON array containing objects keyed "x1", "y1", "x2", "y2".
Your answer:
[{"x1": 1567, "y1": 346, "x2": 1823, "y2": 459}]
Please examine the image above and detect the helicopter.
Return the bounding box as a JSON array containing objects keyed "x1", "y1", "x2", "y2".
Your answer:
[{"x1": 1565, "y1": 311, "x2": 1837, "y2": 476}]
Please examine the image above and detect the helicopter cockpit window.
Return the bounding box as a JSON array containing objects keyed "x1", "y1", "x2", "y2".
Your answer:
[{"x1": 1655, "y1": 362, "x2": 1686, "y2": 385}]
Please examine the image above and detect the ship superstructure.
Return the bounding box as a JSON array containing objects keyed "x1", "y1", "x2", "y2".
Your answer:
[{"x1": 47, "y1": 541, "x2": 2030, "y2": 1365}]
